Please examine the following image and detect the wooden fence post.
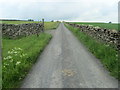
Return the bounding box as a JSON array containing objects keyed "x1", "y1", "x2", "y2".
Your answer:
[
  {"x1": 42, "y1": 18, "x2": 44, "y2": 32},
  {"x1": 37, "y1": 18, "x2": 44, "y2": 37}
]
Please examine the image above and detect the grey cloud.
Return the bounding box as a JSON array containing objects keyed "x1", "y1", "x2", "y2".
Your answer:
[{"x1": 0, "y1": 0, "x2": 119, "y2": 22}]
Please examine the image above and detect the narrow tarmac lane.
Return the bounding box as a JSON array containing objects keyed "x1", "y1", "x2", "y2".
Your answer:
[{"x1": 21, "y1": 23, "x2": 118, "y2": 88}]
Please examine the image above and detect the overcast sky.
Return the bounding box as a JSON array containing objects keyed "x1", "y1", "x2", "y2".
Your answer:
[{"x1": 0, "y1": 0, "x2": 119, "y2": 22}]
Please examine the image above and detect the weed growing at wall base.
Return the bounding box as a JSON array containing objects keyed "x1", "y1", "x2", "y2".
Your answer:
[{"x1": 2, "y1": 33, "x2": 52, "y2": 88}]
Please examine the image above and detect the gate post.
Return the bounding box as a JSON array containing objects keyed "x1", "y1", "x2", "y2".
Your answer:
[{"x1": 42, "y1": 18, "x2": 44, "y2": 32}]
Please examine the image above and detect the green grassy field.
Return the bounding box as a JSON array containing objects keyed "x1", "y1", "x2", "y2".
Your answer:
[
  {"x1": 65, "y1": 23, "x2": 119, "y2": 80},
  {"x1": 0, "y1": 20, "x2": 38, "y2": 24},
  {"x1": 71, "y1": 22, "x2": 118, "y2": 31},
  {"x1": 2, "y1": 21, "x2": 59, "y2": 88},
  {"x1": 44, "y1": 22, "x2": 59, "y2": 30}
]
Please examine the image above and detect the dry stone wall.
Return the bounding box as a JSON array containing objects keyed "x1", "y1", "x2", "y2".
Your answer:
[
  {"x1": 2, "y1": 23, "x2": 44, "y2": 38},
  {"x1": 66, "y1": 22, "x2": 120, "y2": 51}
]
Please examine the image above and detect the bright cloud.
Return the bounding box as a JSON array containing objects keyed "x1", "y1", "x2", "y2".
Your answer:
[{"x1": 0, "y1": 0, "x2": 119, "y2": 22}]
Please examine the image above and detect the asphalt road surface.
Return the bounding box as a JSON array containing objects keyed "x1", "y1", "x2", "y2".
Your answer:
[{"x1": 21, "y1": 23, "x2": 118, "y2": 88}]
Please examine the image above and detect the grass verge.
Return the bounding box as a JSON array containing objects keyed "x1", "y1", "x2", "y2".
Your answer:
[
  {"x1": 44, "y1": 22, "x2": 59, "y2": 30},
  {"x1": 65, "y1": 23, "x2": 119, "y2": 80},
  {"x1": 2, "y1": 33, "x2": 52, "y2": 88}
]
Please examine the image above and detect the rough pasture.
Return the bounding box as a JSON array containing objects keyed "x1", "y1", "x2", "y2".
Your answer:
[{"x1": 71, "y1": 22, "x2": 118, "y2": 31}]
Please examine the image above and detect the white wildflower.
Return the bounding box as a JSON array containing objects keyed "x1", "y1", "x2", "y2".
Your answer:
[
  {"x1": 16, "y1": 61, "x2": 21, "y2": 65},
  {"x1": 8, "y1": 56, "x2": 12, "y2": 59},
  {"x1": 10, "y1": 59, "x2": 13, "y2": 62},
  {"x1": 14, "y1": 47, "x2": 17, "y2": 50},
  {"x1": 14, "y1": 51, "x2": 17, "y2": 54},
  {"x1": 18, "y1": 48, "x2": 22, "y2": 50},
  {"x1": 106, "y1": 45, "x2": 109, "y2": 47},
  {"x1": 22, "y1": 53, "x2": 27, "y2": 57},
  {"x1": 3, "y1": 57, "x2": 7, "y2": 60},
  {"x1": 11, "y1": 49, "x2": 14, "y2": 51},
  {"x1": 116, "y1": 58, "x2": 118, "y2": 61},
  {"x1": 5, "y1": 56, "x2": 12, "y2": 60},
  {"x1": 20, "y1": 55, "x2": 22, "y2": 58},
  {"x1": 9, "y1": 51, "x2": 13, "y2": 54},
  {"x1": 8, "y1": 51, "x2": 11, "y2": 54},
  {"x1": 22, "y1": 54, "x2": 25, "y2": 57},
  {"x1": 5, "y1": 63, "x2": 9, "y2": 66}
]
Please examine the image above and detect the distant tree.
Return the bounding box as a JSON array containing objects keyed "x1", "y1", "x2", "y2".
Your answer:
[
  {"x1": 109, "y1": 21, "x2": 112, "y2": 23},
  {"x1": 28, "y1": 19, "x2": 34, "y2": 21},
  {"x1": 51, "y1": 20, "x2": 54, "y2": 22}
]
